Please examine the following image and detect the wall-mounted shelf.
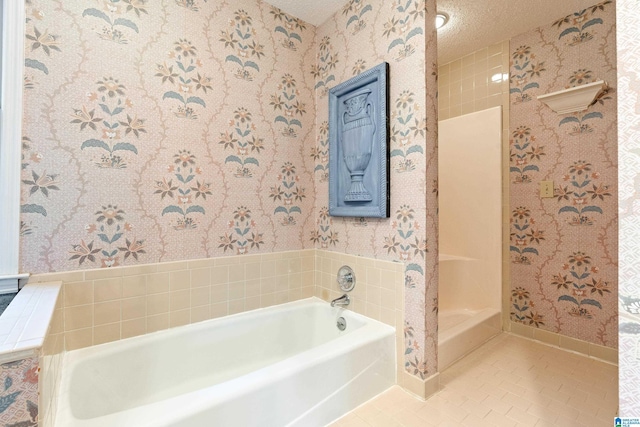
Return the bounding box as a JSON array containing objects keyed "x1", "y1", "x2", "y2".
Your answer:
[{"x1": 537, "y1": 80, "x2": 607, "y2": 114}]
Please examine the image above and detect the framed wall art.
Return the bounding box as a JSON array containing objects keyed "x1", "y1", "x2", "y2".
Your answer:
[{"x1": 328, "y1": 61, "x2": 389, "y2": 218}]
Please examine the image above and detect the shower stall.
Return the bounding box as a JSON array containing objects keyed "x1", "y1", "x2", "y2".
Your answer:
[{"x1": 438, "y1": 106, "x2": 503, "y2": 370}]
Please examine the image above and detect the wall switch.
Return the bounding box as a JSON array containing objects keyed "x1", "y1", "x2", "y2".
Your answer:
[{"x1": 540, "y1": 180, "x2": 554, "y2": 198}]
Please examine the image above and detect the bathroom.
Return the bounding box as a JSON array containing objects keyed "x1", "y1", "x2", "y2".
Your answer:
[{"x1": 0, "y1": 0, "x2": 637, "y2": 425}]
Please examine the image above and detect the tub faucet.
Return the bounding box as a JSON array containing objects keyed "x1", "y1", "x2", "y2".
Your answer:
[{"x1": 331, "y1": 294, "x2": 350, "y2": 307}]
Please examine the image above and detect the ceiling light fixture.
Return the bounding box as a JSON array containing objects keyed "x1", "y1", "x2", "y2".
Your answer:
[{"x1": 436, "y1": 12, "x2": 449, "y2": 29}]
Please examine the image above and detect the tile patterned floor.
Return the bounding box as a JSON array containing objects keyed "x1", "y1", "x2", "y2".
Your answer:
[{"x1": 329, "y1": 333, "x2": 618, "y2": 427}]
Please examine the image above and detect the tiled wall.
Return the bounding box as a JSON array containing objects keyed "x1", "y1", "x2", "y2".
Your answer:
[
  {"x1": 617, "y1": 0, "x2": 640, "y2": 415},
  {"x1": 31, "y1": 250, "x2": 315, "y2": 350},
  {"x1": 313, "y1": 251, "x2": 408, "y2": 390},
  {"x1": 508, "y1": 2, "x2": 617, "y2": 348},
  {"x1": 437, "y1": 42, "x2": 512, "y2": 327},
  {"x1": 438, "y1": 41, "x2": 510, "y2": 121},
  {"x1": 40, "y1": 296, "x2": 64, "y2": 427},
  {"x1": 34, "y1": 249, "x2": 411, "y2": 403}
]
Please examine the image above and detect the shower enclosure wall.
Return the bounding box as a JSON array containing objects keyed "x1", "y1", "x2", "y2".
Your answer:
[{"x1": 438, "y1": 106, "x2": 503, "y2": 370}]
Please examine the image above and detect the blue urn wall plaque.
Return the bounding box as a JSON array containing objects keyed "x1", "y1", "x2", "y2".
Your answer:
[{"x1": 329, "y1": 62, "x2": 389, "y2": 218}]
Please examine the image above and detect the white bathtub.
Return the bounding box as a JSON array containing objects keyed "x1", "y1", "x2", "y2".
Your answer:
[{"x1": 53, "y1": 298, "x2": 395, "y2": 427}]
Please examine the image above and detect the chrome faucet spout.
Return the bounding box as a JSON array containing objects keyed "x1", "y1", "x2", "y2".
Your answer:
[{"x1": 331, "y1": 294, "x2": 350, "y2": 307}]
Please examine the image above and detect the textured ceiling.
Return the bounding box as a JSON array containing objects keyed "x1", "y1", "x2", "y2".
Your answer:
[
  {"x1": 263, "y1": 0, "x2": 603, "y2": 63},
  {"x1": 436, "y1": 0, "x2": 604, "y2": 64},
  {"x1": 262, "y1": 0, "x2": 349, "y2": 26}
]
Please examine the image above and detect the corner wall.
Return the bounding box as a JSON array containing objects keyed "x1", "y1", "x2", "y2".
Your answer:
[
  {"x1": 313, "y1": 0, "x2": 439, "y2": 380},
  {"x1": 508, "y1": 1, "x2": 617, "y2": 348}
]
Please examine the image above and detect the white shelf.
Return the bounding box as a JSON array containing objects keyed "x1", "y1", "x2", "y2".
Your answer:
[{"x1": 537, "y1": 80, "x2": 607, "y2": 114}]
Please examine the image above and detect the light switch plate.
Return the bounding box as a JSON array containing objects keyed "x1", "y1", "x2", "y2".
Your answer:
[{"x1": 540, "y1": 180, "x2": 554, "y2": 198}]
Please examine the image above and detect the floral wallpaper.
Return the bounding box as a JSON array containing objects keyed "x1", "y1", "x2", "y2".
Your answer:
[
  {"x1": 21, "y1": 0, "x2": 438, "y2": 381},
  {"x1": 617, "y1": 0, "x2": 640, "y2": 416},
  {"x1": 20, "y1": 0, "x2": 317, "y2": 272},
  {"x1": 0, "y1": 357, "x2": 39, "y2": 427},
  {"x1": 314, "y1": 0, "x2": 439, "y2": 378},
  {"x1": 509, "y1": 1, "x2": 617, "y2": 347}
]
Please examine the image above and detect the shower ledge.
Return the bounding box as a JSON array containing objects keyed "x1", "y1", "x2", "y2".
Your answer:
[
  {"x1": 439, "y1": 253, "x2": 475, "y2": 262},
  {"x1": 0, "y1": 281, "x2": 61, "y2": 363},
  {"x1": 537, "y1": 80, "x2": 607, "y2": 114}
]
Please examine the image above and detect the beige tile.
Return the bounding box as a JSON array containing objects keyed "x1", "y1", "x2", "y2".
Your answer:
[
  {"x1": 121, "y1": 264, "x2": 157, "y2": 277},
  {"x1": 65, "y1": 305, "x2": 93, "y2": 331},
  {"x1": 64, "y1": 281, "x2": 94, "y2": 307},
  {"x1": 146, "y1": 313, "x2": 169, "y2": 333},
  {"x1": 122, "y1": 296, "x2": 146, "y2": 320},
  {"x1": 191, "y1": 305, "x2": 210, "y2": 323},
  {"x1": 245, "y1": 279, "x2": 261, "y2": 298},
  {"x1": 93, "y1": 323, "x2": 120, "y2": 345},
  {"x1": 65, "y1": 328, "x2": 93, "y2": 350},
  {"x1": 94, "y1": 277, "x2": 123, "y2": 302},
  {"x1": 94, "y1": 300, "x2": 121, "y2": 326},
  {"x1": 229, "y1": 282, "x2": 245, "y2": 300},
  {"x1": 146, "y1": 293, "x2": 170, "y2": 315},
  {"x1": 31, "y1": 270, "x2": 84, "y2": 283},
  {"x1": 210, "y1": 302, "x2": 228, "y2": 318},
  {"x1": 121, "y1": 318, "x2": 146, "y2": 339},
  {"x1": 245, "y1": 296, "x2": 260, "y2": 311},
  {"x1": 84, "y1": 268, "x2": 122, "y2": 280},
  {"x1": 190, "y1": 268, "x2": 211, "y2": 288},
  {"x1": 210, "y1": 265, "x2": 229, "y2": 285},
  {"x1": 170, "y1": 290, "x2": 190, "y2": 311},
  {"x1": 147, "y1": 272, "x2": 170, "y2": 294},
  {"x1": 170, "y1": 270, "x2": 190, "y2": 291},
  {"x1": 261, "y1": 260, "x2": 276, "y2": 278},
  {"x1": 228, "y1": 264, "x2": 244, "y2": 283},
  {"x1": 211, "y1": 284, "x2": 228, "y2": 303},
  {"x1": 122, "y1": 275, "x2": 146, "y2": 298},
  {"x1": 170, "y1": 310, "x2": 190, "y2": 328},
  {"x1": 187, "y1": 258, "x2": 215, "y2": 269},
  {"x1": 228, "y1": 299, "x2": 245, "y2": 315},
  {"x1": 190, "y1": 286, "x2": 210, "y2": 307},
  {"x1": 245, "y1": 262, "x2": 261, "y2": 281},
  {"x1": 261, "y1": 277, "x2": 276, "y2": 294},
  {"x1": 559, "y1": 335, "x2": 590, "y2": 355},
  {"x1": 214, "y1": 256, "x2": 239, "y2": 266},
  {"x1": 157, "y1": 260, "x2": 189, "y2": 272}
]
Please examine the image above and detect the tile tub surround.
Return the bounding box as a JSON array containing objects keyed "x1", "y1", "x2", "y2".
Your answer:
[
  {"x1": 314, "y1": 250, "x2": 438, "y2": 399},
  {"x1": 29, "y1": 250, "x2": 315, "y2": 351}
]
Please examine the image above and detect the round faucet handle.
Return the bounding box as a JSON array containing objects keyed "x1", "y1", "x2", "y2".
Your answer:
[{"x1": 337, "y1": 265, "x2": 356, "y2": 292}]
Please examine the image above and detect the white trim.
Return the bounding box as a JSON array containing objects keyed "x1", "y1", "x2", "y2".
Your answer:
[
  {"x1": 0, "y1": 273, "x2": 29, "y2": 294},
  {"x1": 0, "y1": 1, "x2": 26, "y2": 278}
]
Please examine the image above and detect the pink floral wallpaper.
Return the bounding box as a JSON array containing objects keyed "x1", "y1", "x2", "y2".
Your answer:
[
  {"x1": 21, "y1": 0, "x2": 438, "y2": 380},
  {"x1": 20, "y1": 0, "x2": 316, "y2": 272},
  {"x1": 509, "y1": 0, "x2": 617, "y2": 347},
  {"x1": 617, "y1": 0, "x2": 640, "y2": 415},
  {"x1": 315, "y1": 0, "x2": 439, "y2": 378},
  {"x1": 0, "y1": 357, "x2": 39, "y2": 426}
]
